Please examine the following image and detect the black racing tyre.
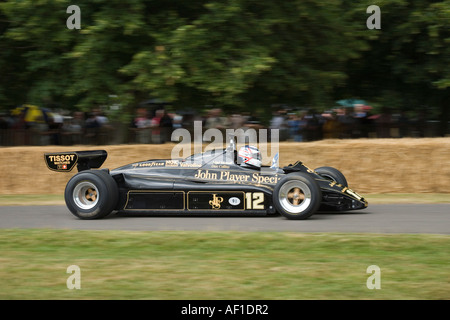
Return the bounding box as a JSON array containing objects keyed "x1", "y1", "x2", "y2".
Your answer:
[
  {"x1": 273, "y1": 173, "x2": 322, "y2": 220},
  {"x1": 314, "y1": 166, "x2": 348, "y2": 187},
  {"x1": 64, "y1": 170, "x2": 118, "y2": 219}
]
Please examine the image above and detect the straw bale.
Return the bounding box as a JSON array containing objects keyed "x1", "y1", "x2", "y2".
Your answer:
[{"x1": 0, "y1": 138, "x2": 449, "y2": 195}]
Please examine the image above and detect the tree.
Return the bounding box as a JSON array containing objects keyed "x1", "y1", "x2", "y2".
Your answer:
[
  {"x1": 123, "y1": 0, "x2": 368, "y2": 110},
  {"x1": 1, "y1": 0, "x2": 447, "y2": 132},
  {"x1": 0, "y1": 0, "x2": 79, "y2": 109},
  {"x1": 342, "y1": 0, "x2": 450, "y2": 134}
]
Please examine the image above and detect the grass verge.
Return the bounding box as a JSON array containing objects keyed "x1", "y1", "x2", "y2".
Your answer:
[{"x1": 0, "y1": 229, "x2": 448, "y2": 300}]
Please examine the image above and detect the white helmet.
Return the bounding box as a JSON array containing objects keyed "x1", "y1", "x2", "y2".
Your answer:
[{"x1": 238, "y1": 145, "x2": 262, "y2": 168}]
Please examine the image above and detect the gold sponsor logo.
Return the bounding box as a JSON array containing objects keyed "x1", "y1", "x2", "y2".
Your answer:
[
  {"x1": 48, "y1": 154, "x2": 76, "y2": 163},
  {"x1": 194, "y1": 169, "x2": 280, "y2": 184},
  {"x1": 45, "y1": 153, "x2": 78, "y2": 172},
  {"x1": 135, "y1": 161, "x2": 165, "y2": 168},
  {"x1": 209, "y1": 194, "x2": 224, "y2": 209},
  {"x1": 251, "y1": 173, "x2": 279, "y2": 184},
  {"x1": 194, "y1": 170, "x2": 218, "y2": 180},
  {"x1": 220, "y1": 171, "x2": 250, "y2": 182}
]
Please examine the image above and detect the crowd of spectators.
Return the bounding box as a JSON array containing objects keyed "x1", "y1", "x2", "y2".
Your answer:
[
  {"x1": 130, "y1": 108, "x2": 178, "y2": 144},
  {"x1": 0, "y1": 108, "x2": 114, "y2": 146},
  {"x1": 0, "y1": 103, "x2": 444, "y2": 146},
  {"x1": 185, "y1": 105, "x2": 434, "y2": 142},
  {"x1": 270, "y1": 105, "x2": 432, "y2": 141}
]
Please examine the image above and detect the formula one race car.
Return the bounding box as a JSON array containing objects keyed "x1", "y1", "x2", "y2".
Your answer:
[{"x1": 44, "y1": 139, "x2": 367, "y2": 220}]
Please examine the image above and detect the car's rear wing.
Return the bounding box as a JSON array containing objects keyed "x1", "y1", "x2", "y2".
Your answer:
[{"x1": 44, "y1": 150, "x2": 107, "y2": 172}]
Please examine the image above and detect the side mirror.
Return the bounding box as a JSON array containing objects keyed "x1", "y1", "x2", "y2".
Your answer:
[
  {"x1": 270, "y1": 153, "x2": 279, "y2": 170},
  {"x1": 226, "y1": 135, "x2": 236, "y2": 152}
]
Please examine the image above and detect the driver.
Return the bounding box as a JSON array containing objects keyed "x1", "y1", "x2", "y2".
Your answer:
[{"x1": 238, "y1": 145, "x2": 262, "y2": 169}]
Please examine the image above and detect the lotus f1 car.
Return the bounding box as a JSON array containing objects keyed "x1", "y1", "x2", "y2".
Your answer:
[{"x1": 44, "y1": 139, "x2": 367, "y2": 220}]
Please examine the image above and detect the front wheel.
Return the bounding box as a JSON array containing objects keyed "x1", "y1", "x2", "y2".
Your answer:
[
  {"x1": 315, "y1": 166, "x2": 348, "y2": 187},
  {"x1": 273, "y1": 173, "x2": 322, "y2": 220},
  {"x1": 65, "y1": 170, "x2": 118, "y2": 219}
]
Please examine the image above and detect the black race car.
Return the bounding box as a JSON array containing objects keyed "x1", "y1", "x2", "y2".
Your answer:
[{"x1": 44, "y1": 139, "x2": 367, "y2": 220}]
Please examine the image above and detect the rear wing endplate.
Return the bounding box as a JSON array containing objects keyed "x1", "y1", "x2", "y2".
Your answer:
[{"x1": 44, "y1": 150, "x2": 107, "y2": 172}]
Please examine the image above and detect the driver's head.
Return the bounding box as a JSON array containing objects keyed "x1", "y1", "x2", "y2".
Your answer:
[{"x1": 238, "y1": 145, "x2": 262, "y2": 168}]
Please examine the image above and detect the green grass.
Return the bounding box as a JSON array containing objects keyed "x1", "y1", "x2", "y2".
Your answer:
[
  {"x1": 0, "y1": 229, "x2": 448, "y2": 300},
  {"x1": 1, "y1": 193, "x2": 449, "y2": 206}
]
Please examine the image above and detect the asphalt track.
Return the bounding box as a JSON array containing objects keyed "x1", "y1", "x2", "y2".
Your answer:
[{"x1": 0, "y1": 204, "x2": 449, "y2": 234}]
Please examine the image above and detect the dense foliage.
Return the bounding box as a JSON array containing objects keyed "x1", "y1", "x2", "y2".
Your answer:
[{"x1": 0, "y1": 0, "x2": 448, "y2": 131}]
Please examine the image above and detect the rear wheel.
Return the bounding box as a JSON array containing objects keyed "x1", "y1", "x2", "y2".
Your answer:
[
  {"x1": 273, "y1": 173, "x2": 322, "y2": 220},
  {"x1": 315, "y1": 166, "x2": 348, "y2": 187},
  {"x1": 65, "y1": 170, "x2": 118, "y2": 219}
]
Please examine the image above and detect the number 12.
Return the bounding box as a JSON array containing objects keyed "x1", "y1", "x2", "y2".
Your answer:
[{"x1": 245, "y1": 192, "x2": 264, "y2": 209}]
